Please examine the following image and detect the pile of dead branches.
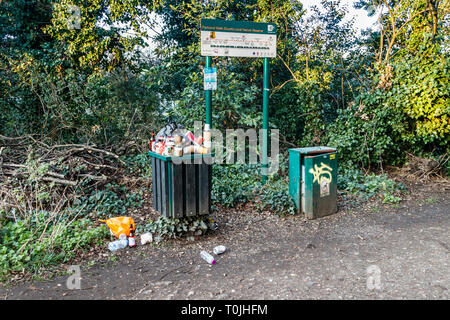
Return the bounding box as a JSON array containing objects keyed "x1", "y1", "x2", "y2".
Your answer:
[
  {"x1": 398, "y1": 152, "x2": 450, "y2": 181},
  {"x1": 1, "y1": 135, "x2": 126, "y2": 186},
  {"x1": 0, "y1": 135, "x2": 136, "y2": 219}
]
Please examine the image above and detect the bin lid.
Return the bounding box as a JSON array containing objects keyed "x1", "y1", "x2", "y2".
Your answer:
[
  {"x1": 148, "y1": 151, "x2": 214, "y2": 162},
  {"x1": 289, "y1": 146, "x2": 336, "y2": 155}
]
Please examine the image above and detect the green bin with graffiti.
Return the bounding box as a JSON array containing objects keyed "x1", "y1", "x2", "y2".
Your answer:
[{"x1": 289, "y1": 147, "x2": 337, "y2": 219}]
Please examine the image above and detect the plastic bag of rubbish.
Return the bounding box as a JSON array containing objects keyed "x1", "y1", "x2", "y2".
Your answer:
[
  {"x1": 155, "y1": 119, "x2": 185, "y2": 141},
  {"x1": 99, "y1": 217, "x2": 135, "y2": 239}
]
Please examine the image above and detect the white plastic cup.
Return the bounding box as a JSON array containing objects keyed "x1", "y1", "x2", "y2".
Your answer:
[
  {"x1": 213, "y1": 245, "x2": 227, "y2": 255},
  {"x1": 141, "y1": 233, "x2": 153, "y2": 245}
]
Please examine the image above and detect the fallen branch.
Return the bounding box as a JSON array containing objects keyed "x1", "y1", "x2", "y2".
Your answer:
[
  {"x1": 79, "y1": 158, "x2": 119, "y2": 171},
  {"x1": 42, "y1": 177, "x2": 77, "y2": 187},
  {"x1": 0, "y1": 134, "x2": 35, "y2": 141},
  {"x1": 78, "y1": 174, "x2": 107, "y2": 181},
  {"x1": 1, "y1": 163, "x2": 66, "y2": 180},
  {"x1": 1, "y1": 168, "x2": 77, "y2": 186},
  {"x1": 46, "y1": 144, "x2": 126, "y2": 164}
]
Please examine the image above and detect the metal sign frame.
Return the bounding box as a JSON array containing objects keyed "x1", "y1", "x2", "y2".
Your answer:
[
  {"x1": 201, "y1": 19, "x2": 276, "y2": 184},
  {"x1": 201, "y1": 19, "x2": 277, "y2": 58}
]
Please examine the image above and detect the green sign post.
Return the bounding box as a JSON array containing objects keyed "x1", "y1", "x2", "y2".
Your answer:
[
  {"x1": 205, "y1": 56, "x2": 212, "y2": 126},
  {"x1": 201, "y1": 19, "x2": 277, "y2": 184},
  {"x1": 262, "y1": 57, "x2": 270, "y2": 184}
]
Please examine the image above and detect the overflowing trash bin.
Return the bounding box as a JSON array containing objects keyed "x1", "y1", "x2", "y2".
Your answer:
[
  {"x1": 148, "y1": 121, "x2": 213, "y2": 218},
  {"x1": 289, "y1": 147, "x2": 338, "y2": 219}
]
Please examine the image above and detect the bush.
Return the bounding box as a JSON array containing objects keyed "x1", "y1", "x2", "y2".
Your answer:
[
  {"x1": 0, "y1": 216, "x2": 108, "y2": 281},
  {"x1": 271, "y1": 81, "x2": 327, "y2": 146},
  {"x1": 327, "y1": 48, "x2": 449, "y2": 170},
  {"x1": 211, "y1": 163, "x2": 261, "y2": 207},
  {"x1": 259, "y1": 179, "x2": 296, "y2": 215},
  {"x1": 0, "y1": 152, "x2": 147, "y2": 282},
  {"x1": 327, "y1": 91, "x2": 407, "y2": 169},
  {"x1": 141, "y1": 215, "x2": 212, "y2": 240},
  {"x1": 390, "y1": 45, "x2": 450, "y2": 145},
  {"x1": 161, "y1": 65, "x2": 261, "y2": 130},
  {"x1": 211, "y1": 155, "x2": 296, "y2": 216},
  {"x1": 338, "y1": 167, "x2": 405, "y2": 203},
  {"x1": 1, "y1": 59, "x2": 161, "y2": 145},
  {"x1": 73, "y1": 183, "x2": 145, "y2": 220}
]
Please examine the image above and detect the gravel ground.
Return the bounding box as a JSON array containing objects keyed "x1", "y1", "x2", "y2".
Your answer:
[{"x1": 1, "y1": 181, "x2": 449, "y2": 300}]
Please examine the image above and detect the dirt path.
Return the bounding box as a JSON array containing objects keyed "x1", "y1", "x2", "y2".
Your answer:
[{"x1": 1, "y1": 183, "x2": 449, "y2": 300}]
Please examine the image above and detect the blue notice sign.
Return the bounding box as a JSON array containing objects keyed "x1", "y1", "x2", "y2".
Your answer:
[{"x1": 204, "y1": 67, "x2": 217, "y2": 90}]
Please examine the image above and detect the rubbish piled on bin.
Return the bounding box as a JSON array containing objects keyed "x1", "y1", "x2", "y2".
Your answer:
[{"x1": 150, "y1": 120, "x2": 212, "y2": 157}]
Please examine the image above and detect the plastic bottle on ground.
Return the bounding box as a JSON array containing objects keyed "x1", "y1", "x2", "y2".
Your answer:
[
  {"x1": 200, "y1": 250, "x2": 216, "y2": 265},
  {"x1": 108, "y1": 241, "x2": 119, "y2": 252},
  {"x1": 119, "y1": 239, "x2": 128, "y2": 247},
  {"x1": 108, "y1": 239, "x2": 128, "y2": 252}
]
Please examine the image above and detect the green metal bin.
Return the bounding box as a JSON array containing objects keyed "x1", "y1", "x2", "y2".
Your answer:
[
  {"x1": 148, "y1": 151, "x2": 213, "y2": 218},
  {"x1": 289, "y1": 147, "x2": 337, "y2": 219}
]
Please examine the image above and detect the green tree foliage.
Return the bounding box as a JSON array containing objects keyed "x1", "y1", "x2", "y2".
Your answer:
[
  {"x1": 0, "y1": 0, "x2": 54, "y2": 135},
  {"x1": 271, "y1": 0, "x2": 361, "y2": 145},
  {"x1": 0, "y1": 0, "x2": 162, "y2": 141},
  {"x1": 327, "y1": 90, "x2": 408, "y2": 168},
  {"x1": 354, "y1": 0, "x2": 449, "y2": 150},
  {"x1": 1, "y1": 0, "x2": 448, "y2": 163},
  {"x1": 45, "y1": 0, "x2": 160, "y2": 71},
  {"x1": 146, "y1": 0, "x2": 305, "y2": 135}
]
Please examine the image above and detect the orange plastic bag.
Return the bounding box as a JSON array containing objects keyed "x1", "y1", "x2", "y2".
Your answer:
[{"x1": 99, "y1": 217, "x2": 135, "y2": 239}]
